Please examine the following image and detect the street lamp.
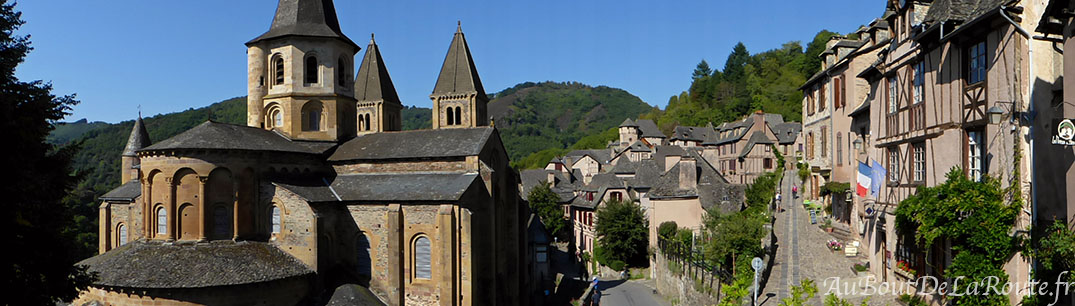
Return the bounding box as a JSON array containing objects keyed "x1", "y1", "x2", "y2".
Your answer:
[
  {"x1": 853, "y1": 138, "x2": 863, "y2": 152},
  {"x1": 987, "y1": 105, "x2": 1006, "y2": 125}
]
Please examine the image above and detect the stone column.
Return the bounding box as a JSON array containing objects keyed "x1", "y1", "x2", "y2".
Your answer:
[
  {"x1": 459, "y1": 208, "x2": 473, "y2": 306},
  {"x1": 233, "y1": 178, "x2": 240, "y2": 240},
  {"x1": 437, "y1": 204, "x2": 457, "y2": 306},
  {"x1": 198, "y1": 176, "x2": 208, "y2": 241},
  {"x1": 386, "y1": 204, "x2": 404, "y2": 306},
  {"x1": 99, "y1": 202, "x2": 110, "y2": 254},
  {"x1": 166, "y1": 177, "x2": 176, "y2": 241},
  {"x1": 143, "y1": 177, "x2": 151, "y2": 239}
]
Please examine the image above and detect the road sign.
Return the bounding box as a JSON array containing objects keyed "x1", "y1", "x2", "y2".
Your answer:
[
  {"x1": 752, "y1": 257, "x2": 763, "y2": 271},
  {"x1": 752, "y1": 257, "x2": 763, "y2": 306}
]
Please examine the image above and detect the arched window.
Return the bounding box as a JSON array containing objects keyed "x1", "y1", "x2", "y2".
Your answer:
[
  {"x1": 457, "y1": 105, "x2": 466, "y2": 125},
  {"x1": 301, "y1": 101, "x2": 323, "y2": 131},
  {"x1": 338, "y1": 58, "x2": 347, "y2": 86},
  {"x1": 271, "y1": 205, "x2": 281, "y2": 235},
  {"x1": 156, "y1": 207, "x2": 167, "y2": 237},
  {"x1": 446, "y1": 107, "x2": 455, "y2": 126},
  {"x1": 305, "y1": 56, "x2": 318, "y2": 84},
  {"x1": 273, "y1": 56, "x2": 285, "y2": 85},
  {"x1": 214, "y1": 205, "x2": 230, "y2": 237},
  {"x1": 414, "y1": 236, "x2": 432, "y2": 279},
  {"x1": 117, "y1": 223, "x2": 128, "y2": 246},
  {"x1": 358, "y1": 114, "x2": 365, "y2": 131},
  {"x1": 364, "y1": 114, "x2": 371, "y2": 131},
  {"x1": 269, "y1": 107, "x2": 283, "y2": 128}
]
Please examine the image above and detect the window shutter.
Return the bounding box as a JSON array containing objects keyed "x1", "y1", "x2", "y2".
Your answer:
[{"x1": 415, "y1": 237, "x2": 432, "y2": 279}]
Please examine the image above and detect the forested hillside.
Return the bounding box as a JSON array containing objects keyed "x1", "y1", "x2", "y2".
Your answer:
[
  {"x1": 488, "y1": 81, "x2": 654, "y2": 164},
  {"x1": 640, "y1": 30, "x2": 840, "y2": 135}
]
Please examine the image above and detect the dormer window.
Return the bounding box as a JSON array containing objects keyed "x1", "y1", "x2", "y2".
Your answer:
[{"x1": 305, "y1": 56, "x2": 318, "y2": 84}]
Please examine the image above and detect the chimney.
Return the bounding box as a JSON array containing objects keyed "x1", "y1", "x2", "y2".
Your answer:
[
  {"x1": 665, "y1": 154, "x2": 681, "y2": 172},
  {"x1": 679, "y1": 157, "x2": 697, "y2": 190}
]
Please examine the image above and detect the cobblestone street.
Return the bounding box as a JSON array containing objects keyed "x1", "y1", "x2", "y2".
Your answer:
[{"x1": 759, "y1": 170, "x2": 898, "y2": 305}]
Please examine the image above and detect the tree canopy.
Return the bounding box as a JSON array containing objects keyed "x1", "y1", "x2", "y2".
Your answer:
[
  {"x1": 2, "y1": 0, "x2": 95, "y2": 302},
  {"x1": 527, "y1": 183, "x2": 569, "y2": 239},
  {"x1": 595, "y1": 199, "x2": 649, "y2": 269}
]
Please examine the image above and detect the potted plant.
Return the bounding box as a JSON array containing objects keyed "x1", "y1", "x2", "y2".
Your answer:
[
  {"x1": 823, "y1": 219, "x2": 834, "y2": 233},
  {"x1": 853, "y1": 263, "x2": 869, "y2": 277},
  {"x1": 826, "y1": 239, "x2": 842, "y2": 252}
]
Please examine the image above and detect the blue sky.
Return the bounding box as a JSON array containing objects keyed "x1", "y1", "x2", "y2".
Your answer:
[{"x1": 16, "y1": 0, "x2": 885, "y2": 123}]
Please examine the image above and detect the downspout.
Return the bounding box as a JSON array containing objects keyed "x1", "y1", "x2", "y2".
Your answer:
[{"x1": 1000, "y1": 3, "x2": 1035, "y2": 283}]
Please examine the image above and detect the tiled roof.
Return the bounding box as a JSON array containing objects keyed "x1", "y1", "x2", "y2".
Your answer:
[
  {"x1": 329, "y1": 127, "x2": 493, "y2": 161},
  {"x1": 247, "y1": 0, "x2": 357, "y2": 49},
  {"x1": 354, "y1": 36, "x2": 400, "y2": 104},
  {"x1": 140, "y1": 121, "x2": 336, "y2": 155},
  {"x1": 432, "y1": 25, "x2": 487, "y2": 101},
  {"x1": 636, "y1": 119, "x2": 666, "y2": 138},
  {"x1": 122, "y1": 116, "x2": 151, "y2": 157},
  {"x1": 619, "y1": 118, "x2": 637, "y2": 127},
  {"x1": 79, "y1": 241, "x2": 313, "y2": 289},
  {"x1": 100, "y1": 181, "x2": 141, "y2": 202},
  {"x1": 739, "y1": 131, "x2": 776, "y2": 158},
  {"x1": 924, "y1": 0, "x2": 1007, "y2": 24},
  {"x1": 274, "y1": 173, "x2": 481, "y2": 203}
]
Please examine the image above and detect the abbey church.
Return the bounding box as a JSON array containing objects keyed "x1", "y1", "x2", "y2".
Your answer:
[{"x1": 75, "y1": 0, "x2": 529, "y2": 305}]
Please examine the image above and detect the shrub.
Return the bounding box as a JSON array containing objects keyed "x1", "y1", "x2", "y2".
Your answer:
[
  {"x1": 658, "y1": 221, "x2": 678, "y2": 240},
  {"x1": 608, "y1": 260, "x2": 626, "y2": 272}
]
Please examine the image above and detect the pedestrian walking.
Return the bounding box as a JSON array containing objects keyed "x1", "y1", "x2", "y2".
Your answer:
[
  {"x1": 792, "y1": 185, "x2": 798, "y2": 198},
  {"x1": 775, "y1": 192, "x2": 782, "y2": 212}
]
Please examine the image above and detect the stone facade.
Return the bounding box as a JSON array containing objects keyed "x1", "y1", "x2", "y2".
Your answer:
[{"x1": 80, "y1": 1, "x2": 528, "y2": 305}]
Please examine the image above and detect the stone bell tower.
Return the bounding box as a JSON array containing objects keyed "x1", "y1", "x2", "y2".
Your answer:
[
  {"x1": 431, "y1": 22, "x2": 489, "y2": 129},
  {"x1": 354, "y1": 34, "x2": 402, "y2": 134},
  {"x1": 245, "y1": 0, "x2": 360, "y2": 141}
]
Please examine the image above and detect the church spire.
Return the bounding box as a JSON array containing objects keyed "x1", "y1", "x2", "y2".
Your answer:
[
  {"x1": 122, "y1": 114, "x2": 151, "y2": 157},
  {"x1": 246, "y1": 0, "x2": 357, "y2": 49},
  {"x1": 121, "y1": 114, "x2": 151, "y2": 183},
  {"x1": 355, "y1": 33, "x2": 400, "y2": 105},
  {"x1": 354, "y1": 33, "x2": 402, "y2": 134},
  {"x1": 432, "y1": 21, "x2": 487, "y2": 101}
]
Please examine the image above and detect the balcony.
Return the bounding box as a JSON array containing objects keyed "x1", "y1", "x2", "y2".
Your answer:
[{"x1": 909, "y1": 103, "x2": 925, "y2": 131}]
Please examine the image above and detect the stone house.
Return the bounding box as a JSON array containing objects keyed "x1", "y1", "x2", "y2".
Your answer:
[
  {"x1": 702, "y1": 111, "x2": 801, "y2": 185},
  {"x1": 851, "y1": 0, "x2": 1064, "y2": 303},
  {"x1": 79, "y1": 1, "x2": 529, "y2": 305}
]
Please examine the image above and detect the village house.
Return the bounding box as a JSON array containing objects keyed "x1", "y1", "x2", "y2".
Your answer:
[
  {"x1": 847, "y1": 0, "x2": 1070, "y2": 303},
  {"x1": 701, "y1": 111, "x2": 802, "y2": 185},
  {"x1": 79, "y1": 0, "x2": 533, "y2": 305}
]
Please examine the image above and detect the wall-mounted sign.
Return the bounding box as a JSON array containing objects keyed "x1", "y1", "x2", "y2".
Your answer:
[{"x1": 1052, "y1": 119, "x2": 1075, "y2": 146}]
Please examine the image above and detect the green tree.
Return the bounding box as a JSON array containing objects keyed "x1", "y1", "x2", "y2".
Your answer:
[
  {"x1": 692, "y1": 59, "x2": 712, "y2": 80},
  {"x1": 780, "y1": 279, "x2": 818, "y2": 306},
  {"x1": 527, "y1": 183, "x2": 569, "y2": 239},
  {"x1": 894, "y1": 168, "x2": 1020, "y2": 306},
  {"x1": 1, "y1": 0, "x2": 95, "y2": 303},
  {"x1": 657, "y1": 221, "x2": 678, "y2": 240},
  {"x1": 595, "y1": 199, "x2": 649, "y2": 269},
  {"x1": 723, "y1": 42, "x2": 750, "y2": 80}
]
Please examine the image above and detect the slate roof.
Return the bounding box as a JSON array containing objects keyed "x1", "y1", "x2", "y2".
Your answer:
[
  {"x1": 773, "y1": 122, "x2": 802, "y2": 144},
  {"x1": 100, "y1": 181, "x2": 141, "y2": 202},
  {"x1": 739, "y1": 131, "x2": 776, "y2": 158},
  {"x1": 247, "y1": 0, "x2": 357, "y2": 49},
  {"x1": 648, "y1": 154, "x2": 742, "y2": 214},
  {"x1": 627, "y1": 140, "x2": 651, "y2": 152},
  {"x1": 274, "y1": 173, "x2": 480, "y2": 203},
  {"x1": 628, "y1": 159, "x2": 663, "y2": 189},
  {"x1": 140, "y1": 121, "x2": 336, "y2": 155},
  {"x1": 354, "y1": 35, "x2": 400, "y2": 104},
  {"x1": 329, "y1": 127, "x2": 493, "y2": 161},
  {"x1": 924, "y1": 0, "x2": 1007, "y2": 24},
  {"x1": 326, "y1": 284, "x2": 387, "y2": 306},
  {"x1": 78, "y1": 241, "x2": 313, "y2": 289},
  {"x1": 636, "y1": 119, "x2": 666, "y2": 138},
  {"x1": 563, "y1": 149, "x2": 612, "y2": 164},
  {"x1": 122, "y1": 116, "x2": 151, "y2": 157},
  {"x1": 671, "y1": 126, "x2": 711, "y2": 142},
  {"x1": 619, "y1": 118, "x2": 637, "y2": 127},
  {"x1": 520, "y1": 169, "x2": 576, "y2": 202},
  {"x1": 432, "y1": 24, "x2": 487, "y2": 101}
]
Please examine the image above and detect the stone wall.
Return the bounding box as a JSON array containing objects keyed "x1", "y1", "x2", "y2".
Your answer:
[
  {"x1": 652, "y1": 250, "x2": 721, "y2": 306},
  {"x1": 73, "y1": 276, "x2": 309, "y2": 306}
]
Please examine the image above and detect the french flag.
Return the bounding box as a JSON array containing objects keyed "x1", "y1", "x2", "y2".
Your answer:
[{"x1": 857, "y1": 162, "x2": 872, "y2": 197}]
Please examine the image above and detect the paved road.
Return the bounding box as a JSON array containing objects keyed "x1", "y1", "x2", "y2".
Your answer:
[{"x1": 594, "y1": 279, "x2": 669, "y2": 306}]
